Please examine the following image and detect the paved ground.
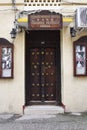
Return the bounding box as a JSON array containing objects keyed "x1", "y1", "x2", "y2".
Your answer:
[{"x1": 0, "y1": 113, "x2": 87, "y2": 130}]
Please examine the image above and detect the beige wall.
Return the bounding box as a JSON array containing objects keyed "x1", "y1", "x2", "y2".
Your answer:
[
  {"x1": 61, "y1": 27, "x2": 87, "y2": 112},
  {"x1": 0, "y1": 0, "x2": 24, "y2": 3},
  {"x1": 0, "y1": 10, "x2": 25, "y2": 114},
  {"x1": 62, "y1": 0, "x2": 87, "y2": 3}
]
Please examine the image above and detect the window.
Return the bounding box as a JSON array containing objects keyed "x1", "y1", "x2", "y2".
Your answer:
[
  {"x1": 0, "y1": 38, "x2": 14, "y2": 78},
  {"x1": 24, "y1": 0, "x2": 61, "y2": 6},
  {"x1": 73, "y1": 36, "x2": 87, "y2": 76}
]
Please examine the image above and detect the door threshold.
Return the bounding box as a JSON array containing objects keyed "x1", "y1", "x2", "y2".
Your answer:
[
  {"x1": 28, "y1": 101, "x2": 58, "y2": 105},
  {"x1": 24, "y1": 105, "x2": 64, "y2": 115}
]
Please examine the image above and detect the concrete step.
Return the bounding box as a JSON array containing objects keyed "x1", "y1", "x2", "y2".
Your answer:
[{"x1": 24, "y1": 105, "x2": 64, "y2": 115}]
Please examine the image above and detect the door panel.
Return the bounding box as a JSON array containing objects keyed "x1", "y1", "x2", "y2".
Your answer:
[
  {"x1": 44, "y1": 48, "x2": 56, "y2": 100},
  {"x1": 30, "y1": 47, "x2": 56, "y2": 102},
  {"x1": 25, "y1": 30, "x2": 61, "y2": 105},
  {"x1": 30, "y1": 48, "x2": 41, "y2": 100}
]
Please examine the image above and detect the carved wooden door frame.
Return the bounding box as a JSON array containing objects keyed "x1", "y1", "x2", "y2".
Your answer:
[{"x1": 25, "y1": 30, "x2": 61, "y2": 106}]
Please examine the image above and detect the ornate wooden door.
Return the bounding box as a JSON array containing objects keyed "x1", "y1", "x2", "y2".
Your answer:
[
  {"x1": 25, "y1": 30, "x2": 61, "y2": 105},
  {"x1": 30, "y1": 47, "x2": 56, "y2": 102}
]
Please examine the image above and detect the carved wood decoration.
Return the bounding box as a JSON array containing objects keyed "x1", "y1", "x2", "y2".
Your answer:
[
  {"x1": 30, "y1": 47, "x2": 56, "y2": 101},
  {"x1": 28, "y1": 10, "x2": 62, "y2": 30},
  {"x1": 25, "y1": 30, "x2": 61, "y2": 105}
]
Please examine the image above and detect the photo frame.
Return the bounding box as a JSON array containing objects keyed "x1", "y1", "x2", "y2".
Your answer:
[
  {"x1": 75, "y1": 45, "x2": 86, "y2": 75},
  {"x1": 0, "y1": 38, "x2": 14, "y2": 78}
]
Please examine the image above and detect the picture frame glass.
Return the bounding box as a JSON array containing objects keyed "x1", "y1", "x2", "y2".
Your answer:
[
  {"x1": 76, "y1": 45, "x2": 86, "y2": 75},
  {"x1": 2, "y1": 47, "x2": 12, "y2": 77}
]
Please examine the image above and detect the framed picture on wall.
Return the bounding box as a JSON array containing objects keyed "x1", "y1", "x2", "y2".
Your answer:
[
  {"x1": 75, "y1": 45, "x2": 86, "y2": 75},
  {"x1": 73, "y1": 36, "x2": 87, "y2": 76},
  {"x1": 0, "y1": 38, "x2": 14, "y2": 78}
]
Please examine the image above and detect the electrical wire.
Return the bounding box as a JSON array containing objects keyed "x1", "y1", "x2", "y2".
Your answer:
[
  {"x1": 0, "y1": 1, "x2": 86, "y2": 14},
  {"x1": 0, "y1": 0, "x2": 18, "y2": 12},
  {"x1": 62, "y1": 0, "x2": 87, "y2": 5}
]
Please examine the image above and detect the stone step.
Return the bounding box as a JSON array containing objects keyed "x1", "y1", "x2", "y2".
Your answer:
[{"x1": 24, "y1": 105, "x2": 64, "y2": 115}]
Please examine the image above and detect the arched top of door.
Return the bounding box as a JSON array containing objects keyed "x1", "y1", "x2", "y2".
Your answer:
[
  {"x1": 0, "y1": 38, "x2": 12, "y2": 45},
  {"x1": 74, "y1": 36, "x2": 87, "y2": 44}
]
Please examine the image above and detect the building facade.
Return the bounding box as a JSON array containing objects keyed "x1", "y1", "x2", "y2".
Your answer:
[{"x1": 0, "y1": 0, "x2": 87, "y2": 114}]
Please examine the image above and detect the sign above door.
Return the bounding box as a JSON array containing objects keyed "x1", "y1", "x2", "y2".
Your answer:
[{"x1": 28, "y1": 10, "x2": 62, "y2": 30}]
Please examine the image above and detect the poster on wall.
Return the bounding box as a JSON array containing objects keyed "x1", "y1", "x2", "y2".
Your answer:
[
  {"x1": 2, "y1": 47, "x2": 12, "y2": 77},
  {"x1": 76, "y1": 45, "x2": 86, "y2": 75}
]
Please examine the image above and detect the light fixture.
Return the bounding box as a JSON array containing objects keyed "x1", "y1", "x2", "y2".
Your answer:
[
  {"x1": 10, "y1": 28, "x2": 16, "y2": 39},
  {"x1": 70, "y1": 27, "x2": 76, "y2": 37}
]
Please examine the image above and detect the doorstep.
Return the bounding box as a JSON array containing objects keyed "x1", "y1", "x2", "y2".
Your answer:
[{"x1": 24, "y1": 105, "x2": 64, "y2": 115}]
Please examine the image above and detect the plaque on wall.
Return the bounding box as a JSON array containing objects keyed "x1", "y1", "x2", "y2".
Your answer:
[{"x1": 28, "y1": 11, "x2": 62, "y2": 30}]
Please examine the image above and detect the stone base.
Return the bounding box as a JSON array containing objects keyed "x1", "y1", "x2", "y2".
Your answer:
[{"x1": 24, "y1": 105, "x2": 64, "y2": 115}]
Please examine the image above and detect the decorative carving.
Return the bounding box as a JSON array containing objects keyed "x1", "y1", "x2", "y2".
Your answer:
[{"x1": 28, "y1": 11, "x2": 62, "y2": 30}]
